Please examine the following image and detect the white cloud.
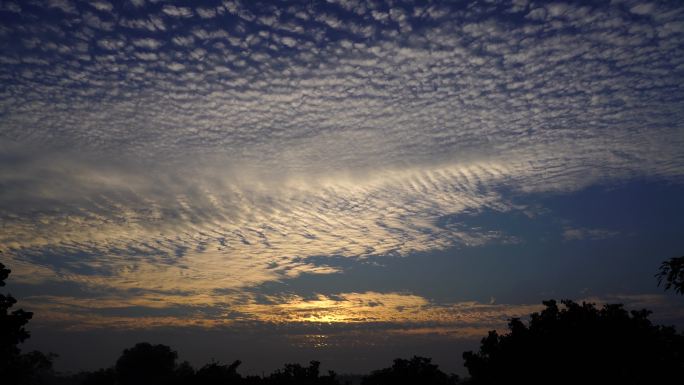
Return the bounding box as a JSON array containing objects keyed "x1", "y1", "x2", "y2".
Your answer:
[
  {"x1": 162, "y1": 5, "x2": 193, "y2": 18},
  {"x1": 90, "y1": 0, "x2": 113, "y2": 12},
  {"x1": 134, "y1": 52, "x2": 158, "y2": 61},
  {"x1": 196, "y1": 7, "x2": 217, "y2": 19},
  {"x1": 82, "y1": 11, "x2": 115, "y2": 31},
  {"x1": 630, "y1": 3, "x2": 655, "y2": 16},
  {"x1": 132, "y1": 37, "x2": 162, "y2": 49},
  {"x1": 96, "y1": 38, "x2": 125, "y2": 50},
  {"x1": 120, "y1": 18, "x2": 158, "y2": 31},
  {"x1": 171, "y1": 35, "x2": 195, "y2": 46},
  {"x1": 46, "y1": 0, "x2": 77, "y2": 14},
  {"x1": 166, "y1": 62, "x2": 185, "y2": 71},
  {"x1": 526, "y1": 7, "x2": 547, "y2": 20},
  {"x1": 280, "y1": 36, "x2": 297, "y2": 47}
]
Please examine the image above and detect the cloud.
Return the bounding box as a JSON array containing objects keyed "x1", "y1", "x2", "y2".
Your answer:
[
  {"x1": 562, "y1": 227, "x2": 620, "y2": 241},
  {"x1": 1, "y1": 0, "x2": 683, "y2": 331},
  {"x1": 0, "y1": 143, "x2": 517, "y2": 294},
  {"x1": 0, "y1": 2, "x2": 21, "y2": 13},
  {"x1": 21, "y1": 288, "x2": 543, "y2": 335},
  {"x1": 630, "y1": 3, "x2": 655, "y2": 16},
  {"x1": 46, "y1": 0, "x2": 77, "y2": 14},
  {"x1": 162, "y1": 5, "x2": 194, "y2": 18},
  {"x1": 82, "y1": 11, "x2": 115, "y2": 31},
  {"x1": 167, "y1": 62, "x2": 185, "y2": 71},
  {"x1": 234, "y1": 292, "x2": 542, "y2": 328},
  {"x1": 132, "y1": 37, "x2": 162, "y2": 49},
  {"x1": 96, "y1": 37, "x2": 125, "y2": 50},
  {"x1": 196, "y1": 7, "x2": 218, "y2": 19},
  {"x1": 90, "y1": 0, "x2": 113, "y2": 12},
  {"x1": 171, "y1": 35, "x2": 195, "y2": 46}
]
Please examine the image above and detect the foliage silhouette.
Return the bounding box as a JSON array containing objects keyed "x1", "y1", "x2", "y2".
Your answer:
[
  {"x1": 361, "y1": 356, "x2": 459, "y2": 385},
  {"x1": 172, "y1": 360, "x2": 196, "y2": 385},
  {"x1": 79, "y1": 343, "x2": 345, "y2": 385},
  {"x1": 1, "y1": 261, "x2": 32, "y2": 362},
  {"x1": 264, "y1": 360, "x2": 339, "y2": 385},
  {"x1": 657, "y1": 256, "x2": 684, "y2": 295},
  {"x1": 115, "y1": 342, "x2": 180, "y2": 385},
  {"x1": 1, "y1": 259, "x2": 56, "y2": 385},
  {"x1": 79, "y1": 368, "x2": 116, "y2": 385},
  {"x1": 194, "y1": 360, "x2": 242, "y2": 385},
  {"x1": 462, "y1": 299, "x2": 684, "y2": 385}
]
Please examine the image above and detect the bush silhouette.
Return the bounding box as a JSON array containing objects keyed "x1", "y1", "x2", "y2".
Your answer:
[
  {"x1": 463, "y1": 299, "x2": 684, "y2": 385},
  {"x1": 361, "y1": 356, "x2": 459, "y2": 385}
]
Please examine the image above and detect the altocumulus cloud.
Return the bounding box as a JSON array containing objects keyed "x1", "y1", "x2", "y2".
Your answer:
[{"x1": 0, "y1": 0, "x2": 683, "y2": 331}]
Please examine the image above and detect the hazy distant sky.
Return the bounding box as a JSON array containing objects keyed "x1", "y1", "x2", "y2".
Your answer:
[{"x1": 1, "y1": 0, "x2": 683, "y2": 375}]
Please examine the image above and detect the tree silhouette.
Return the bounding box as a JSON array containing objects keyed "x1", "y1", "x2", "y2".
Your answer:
[
  {"x1": 0, "y1": 262, "x2": 32, "y2": 362},
  {"x1": 265, "y1": 360, "x2": 339, "y2": 385},
  {"x1": 657, "y1": 256, "x2": 684, "y2": 295},
  {"x1": 1, "y1": 260, "x2": 55, "y2": 384},
  {"x1": 194, "y1": 360, "x2": 242, "y2": 385},
  {"x1": 80, "y1": 368, "x2": 116, "y2": 385},
  {"x1": 115, "y1": 342, "x2": 179, "y2": 385},
  {"x1": 462, "y1": 299, "x2": 684, "y2": 385},
  {"x1": 361, "y1": 356, "x2": 459, "y2": 385},
  {"x1": 173, "y1": 360, "x2": 196, "y2": 385}
]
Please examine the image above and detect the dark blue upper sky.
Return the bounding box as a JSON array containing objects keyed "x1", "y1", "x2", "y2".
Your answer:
[{"x1": 1, "y1": 0, "x2": 683, "y2": 375}]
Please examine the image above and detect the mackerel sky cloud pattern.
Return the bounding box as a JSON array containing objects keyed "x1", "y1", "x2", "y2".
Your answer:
[{"x1": 1, "y1": 0, "x2": 683, "y2": 371}]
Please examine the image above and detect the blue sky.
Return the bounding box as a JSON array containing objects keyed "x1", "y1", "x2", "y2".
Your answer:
[{"x1": 1, "y1": 0, "x2": 684, "y2": 375}]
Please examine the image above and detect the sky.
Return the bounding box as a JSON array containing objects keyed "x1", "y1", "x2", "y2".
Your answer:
[{"x1": 1, "y1": 0, "x2": 684, "y2": 376}]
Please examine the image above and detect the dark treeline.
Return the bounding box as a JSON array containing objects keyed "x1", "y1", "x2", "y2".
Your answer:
[
  {"x1": 2, "y1": 257, "x2": 684, "y2": 385},
  {"x1": 68, "y1": 346, "x2": 462, "y2": 385}
]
